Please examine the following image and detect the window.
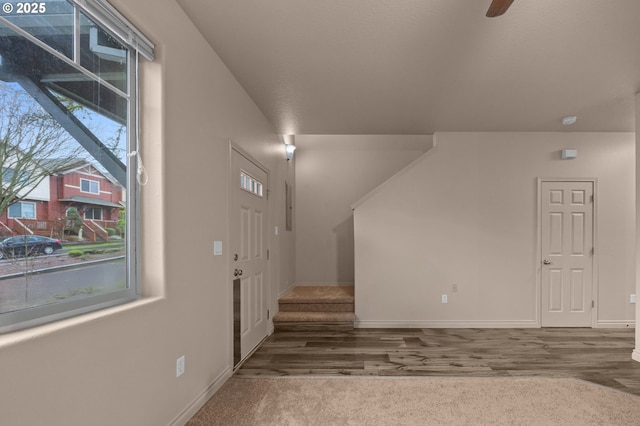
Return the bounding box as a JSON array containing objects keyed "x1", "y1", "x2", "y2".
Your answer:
[
  {"x1": 8, "y1": 202, "x2": 36, "y2": 219},
  {"x1": 240, "y1": 171, "x2": 264, "y2": 197},
  {"x1": 81, "y1": 179, "x2": 100, "y2": 194},
  {"x1": 0, "y1": 1, "x2": 154, "y2": 333},
  {"x1": 84, "y1": 207, "x2": 102, "y2": 220}
]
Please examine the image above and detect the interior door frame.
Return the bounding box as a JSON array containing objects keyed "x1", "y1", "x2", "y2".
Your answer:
[
  {"x1": 536, "y1": 177, "x2": 598, "y2": 328},
  {"x1": 228, "y1": 141, "x2": 271, "y2": 367}
]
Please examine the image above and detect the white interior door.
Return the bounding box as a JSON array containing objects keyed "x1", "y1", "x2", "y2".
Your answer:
[
  {"x1": 230, "y1": 149, "x2": 268, "y2": 360},
  {"x1": 540, "y1": 181, "x2": 594, "y2": 327}
]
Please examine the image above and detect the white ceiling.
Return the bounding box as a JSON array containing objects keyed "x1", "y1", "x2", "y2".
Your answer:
[{"x1": 176, "y1": 0, "x2": 640, "y2": 134}]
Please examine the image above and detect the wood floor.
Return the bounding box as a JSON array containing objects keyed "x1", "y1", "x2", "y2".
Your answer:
[{"x1": 236, "y1": 327, "x2": 640, "y2": 396}]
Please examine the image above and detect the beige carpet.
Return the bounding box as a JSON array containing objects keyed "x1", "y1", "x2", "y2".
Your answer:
[{"x1": 187, "y1": 377, "x2": 640, "y2": 425}]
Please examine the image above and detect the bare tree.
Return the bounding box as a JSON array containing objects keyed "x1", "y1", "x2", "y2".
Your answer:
[{"x1": 0, "y1": 83, "x2": 81, "y2": 216}]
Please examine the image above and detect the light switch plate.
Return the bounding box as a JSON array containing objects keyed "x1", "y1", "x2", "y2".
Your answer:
[
  {"x1": 213, "y1": 241, "x2": 223, "y2": 256},
  {"x1": 176, "y1": 355, "x2": 185, "y2": 377}
]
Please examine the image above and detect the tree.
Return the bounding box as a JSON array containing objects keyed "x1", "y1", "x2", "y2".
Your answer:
[
  {"x1": 116, "y1": 208, "x2": 126, "y2": 236},
  {"x1": 0, "y1": 83, "x2": 81, "y2": 216},
  {"x1": 65, "y1": 207, "x2": 83, "y2": 234}
]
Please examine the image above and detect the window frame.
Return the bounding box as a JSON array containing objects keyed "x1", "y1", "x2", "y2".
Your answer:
[
  {"x1": 0, "y1": 0, "x2": 152, "y2": 333},
  {"x1": 8, "y1": 201, "x2": 36, "y2": 219},
  {"x1": 80, "y1": 178, "x2": 100, "y2": 195},
  {"x1": 84, "y1": 207, "x2": 103, "y2": 220}
]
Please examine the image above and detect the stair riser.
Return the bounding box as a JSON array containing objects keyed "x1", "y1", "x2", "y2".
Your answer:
[
  {"x1": 274, "y1": 322, "x2": 354, "y2": 332},
  {"x1": 279, "y1": 303, "x2": 354, "y2": 313}
]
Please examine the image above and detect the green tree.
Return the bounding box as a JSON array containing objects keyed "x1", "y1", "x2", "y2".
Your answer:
[
  {"x1": 116, "y1": 208, "x2": 126, "y2": 236},
  {"x1": 65, "y1": 207, "x2": 83, "y2": 232}
]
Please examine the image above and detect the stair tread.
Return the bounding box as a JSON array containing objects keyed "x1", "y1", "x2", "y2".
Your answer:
[
  {"x1": 273, "y1": 311, "x2": 356, "y2": 322},
  {"x1": 279, "y1": 285, "x2": 354, "y2": 304}
]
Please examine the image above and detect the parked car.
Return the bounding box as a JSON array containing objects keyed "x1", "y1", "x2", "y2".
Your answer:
[{"x1": 0, "y1": 235, "x2": 63, "y2": 259}]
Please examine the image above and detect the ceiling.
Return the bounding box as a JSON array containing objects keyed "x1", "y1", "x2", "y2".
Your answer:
[{"x1": 176, "y1": 0, "x2": 640, "y2": 134}]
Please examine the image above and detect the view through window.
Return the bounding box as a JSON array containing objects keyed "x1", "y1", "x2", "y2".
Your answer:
[{"x1": 0, "y1": 0, "x2": 152, "y2": 332}]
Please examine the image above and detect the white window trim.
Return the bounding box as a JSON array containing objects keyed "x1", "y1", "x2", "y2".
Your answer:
[
  {"x1": 80, "y1": 178, "x2": 100, "y2": 194},
  {"x1": 240, "y1": 170, "x2": 264, "y2": 198},
  {"x1": 72, "y1": 0, "x2": 154, "y2": 61},
  {"x1": 8, "y1": 201, "x2": 36, "y2": 220},
  {"x1": 84, "y1": 207, "x2": 103, "y2": 220}
]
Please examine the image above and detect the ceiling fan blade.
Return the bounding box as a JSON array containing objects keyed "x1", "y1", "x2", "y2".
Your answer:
[{"x1": 486, "y1": 0, "x2": 515, "y2": 17}]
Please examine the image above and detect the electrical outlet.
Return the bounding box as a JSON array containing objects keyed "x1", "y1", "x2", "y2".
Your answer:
[
  {"x1": 631, "y1": 294, "x2": 636, "y2": 304},
  {"x1": 442, "y1": 294, "x2": 448, "y2": 304},
  {"x1": 176, "y1": 355, "x2": 185, "y2": 377}
]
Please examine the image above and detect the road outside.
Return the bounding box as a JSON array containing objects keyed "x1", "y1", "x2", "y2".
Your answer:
[
  {"x1": 0, "y1": 259, "x2": 126, "y2": 313},
  {"x1": 0, "y1": 242, "x2": 126, "y2": 313}
]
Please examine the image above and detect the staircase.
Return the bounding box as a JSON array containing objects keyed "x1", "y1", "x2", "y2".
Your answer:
[{"x1": 273, "y1": 285, "x2": 355, "y2": 330}]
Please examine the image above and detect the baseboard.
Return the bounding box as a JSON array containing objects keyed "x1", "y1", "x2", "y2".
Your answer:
[
  {"x1": 596, "y1": 320, "x2": 635, "y2": 328},
  {"x1": 169, "y1": 366, "x2": 232, "y2": 426},
  {"x1": 354, "y1": 319, "x2": 540, "y2": 328},
  {"x1": 632, "y1": 349, "x2": 640, "y2": 363}
]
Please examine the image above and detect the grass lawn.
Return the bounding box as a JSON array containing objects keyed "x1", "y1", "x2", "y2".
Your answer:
[{"x1": 63, "y1": 241, "x2": 125, "y2": 251}]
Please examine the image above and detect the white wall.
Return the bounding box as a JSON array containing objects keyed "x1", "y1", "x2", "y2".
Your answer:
[
  {"x1": 20, "y1": 176, "x2": 49, "y2": 202},
  {"x1": 354, "y1": 132, "x2": 635, "y2": 328},
  {"x1": 0, "y1": 1, "x2": 294, "y2": 424},
  {"x1": 295, "y1": 134, "x2": 432, "y2": 285}
]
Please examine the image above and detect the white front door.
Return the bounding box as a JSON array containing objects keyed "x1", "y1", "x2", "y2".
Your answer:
[
  {"x1": 540, "y1": 181, "x2": 594, "y2": 327},
  {"x1": 230, "y1": 148, "x2": 269, "y2": 361}
]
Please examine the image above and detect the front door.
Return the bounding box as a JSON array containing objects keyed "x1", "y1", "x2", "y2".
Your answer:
[
  {"x1": 540, "y1": 180, "x2": 594, "y2": 327},
  {"x1": 230, "y1": 148, "x2": 269, "y2": 361}
]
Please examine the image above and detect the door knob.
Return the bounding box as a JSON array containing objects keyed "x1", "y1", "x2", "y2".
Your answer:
[
  {"x1": 234, "y1": 269, "x2": 240, "y2": 277},
  {"x1": 543, "y1": 259, "x2": 551, "y2": 265}
]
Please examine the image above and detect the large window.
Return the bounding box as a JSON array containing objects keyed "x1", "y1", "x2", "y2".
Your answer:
[
  {"x1": 0, "y1": 1, "x2": 154, "y2": 333},
  {"x1": 8, "y1": 202, "x2": 36, "y2": 219}
]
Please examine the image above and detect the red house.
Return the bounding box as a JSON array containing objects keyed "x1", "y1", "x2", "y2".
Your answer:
[{"x1": 0, "y1": 160, "x2": 124, "y2": 241}]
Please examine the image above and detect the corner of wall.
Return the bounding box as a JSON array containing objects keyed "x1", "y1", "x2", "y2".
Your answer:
[{"x1": 351, "y1": 137, "x2": 437, "y2": 210}]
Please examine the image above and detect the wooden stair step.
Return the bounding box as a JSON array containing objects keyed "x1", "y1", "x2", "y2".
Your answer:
[
  {"x1": 279, "y1": 285, "x2": 354, "y2": 305},
  {"x1": 279, "y1": 303, "x2": 354, "y2": 313},
  {"x1": 272, "y1": 311, "x2": 355, "y2": 323}
]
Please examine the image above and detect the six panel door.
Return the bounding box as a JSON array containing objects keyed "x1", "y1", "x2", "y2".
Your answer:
[{"x1": 540, "y1": 181, "x2": 594, "y2": 327}]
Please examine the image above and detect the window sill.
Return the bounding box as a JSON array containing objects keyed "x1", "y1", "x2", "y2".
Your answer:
[{"x1": 0, "y1": 296, "x2": 164, "y2": 350}]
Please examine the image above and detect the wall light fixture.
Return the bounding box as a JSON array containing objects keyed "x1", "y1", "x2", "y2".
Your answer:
[{"x1": 283, "y1": 134, "x2": 296, "y2": 160}]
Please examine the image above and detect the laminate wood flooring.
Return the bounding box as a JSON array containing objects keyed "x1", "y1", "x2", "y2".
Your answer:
[{"x1": 236, "y1": 327, "x2": 640, "y2": 396}]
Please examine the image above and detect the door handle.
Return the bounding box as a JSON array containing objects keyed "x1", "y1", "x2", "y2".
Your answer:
[
  {"x1": 234, "y1": 269, "x2": 244, "y2": 277},
  {"x1": 543, "y1": 259, "x2": 551, "y2": 265}
]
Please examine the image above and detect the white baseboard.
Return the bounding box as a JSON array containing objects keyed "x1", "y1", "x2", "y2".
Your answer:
[
  {"x1": 354, "y1": 319, "x2": 540, "y2": 328},
  {"x1": 170, "y1": 366, "x2": 232, "y2": 426},
  {"x1": 633, "y1": 349, "x2": 640, "y2": 363},
  {"x1": 596, "y1": 320, "x2": 635, "y2": 328}
]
